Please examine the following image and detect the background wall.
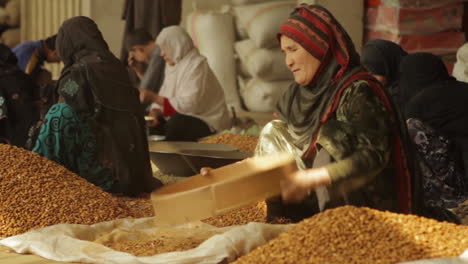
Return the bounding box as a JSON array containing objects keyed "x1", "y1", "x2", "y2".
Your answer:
[
  {"x1": 88, "y1": 0, "x2": 125, "y2": 57},
  {"x1": 21, "y1": 0, "x2": 363, "y2": 57},
  {"x1": 20, "y1": 0, "x2": 228, "y2": 58},
  {"x1": 21, "y1": 0, "x2": 89, "y2": 77},
  {"x1": 20, "y1": 0, "x2": 125, "y2": 77},
  {"x1": 20, "y1": 0, "x2": 363, "y2": 78}
]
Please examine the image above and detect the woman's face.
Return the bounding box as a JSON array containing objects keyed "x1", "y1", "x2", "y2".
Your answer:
[
  {"x1": 160, "y1": 48, "x2": 176, "y2": 66},
  {"x1": 281, "y1": 35, "x2": 321, "y2": 85}
]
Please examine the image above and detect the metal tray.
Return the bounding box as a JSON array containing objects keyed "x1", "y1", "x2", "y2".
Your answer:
[{"x1": 149, "y1": 141, "x2": 252, "y2": 176}]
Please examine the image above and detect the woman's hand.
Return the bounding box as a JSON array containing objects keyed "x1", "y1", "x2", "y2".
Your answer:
[
  {"x1": 273, "y1": 112, "x2": 279, "y2": 120},
  {"x1": 281, "y1": 167, "x2": 331, "y2": 203},
  {"x1": 139, "y1": 89, "x2": 162, "y2": 104},
  {"x1": 200, "y1": 167, "x2": 213, "y2": 176},
  {"x1": 146, "y1": 109, "x2": 160, "y2": 127},
  {"x1": 128, "y1": 54, "x2": 146, "y2": 80}
]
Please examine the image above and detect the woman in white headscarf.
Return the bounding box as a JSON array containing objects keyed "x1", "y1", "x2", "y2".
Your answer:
[
  {"x1": 452, "y1": 43, "x2": 468, "y2": 83},
  {"x1": 139, "y1": 26, "x2": 230, "y2": 141}
]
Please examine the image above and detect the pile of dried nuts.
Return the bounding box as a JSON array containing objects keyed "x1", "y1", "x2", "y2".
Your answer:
[
  {"x1": 233, "y1": 206, "x2": 468, "y2": 264},
  {"x1": 200, "y1": 133, "x2": 258, "y2": 153},
  {"x1": 0, "y1": 144, "x2": 279, "y2": 238},
  {"x1": 103, "y1": 237, "x2": 206, "y2": 256},
  {"x1": 98, "y1": 227, "x2": 220, "y2": 256},
  {"x1": 203, "y1": 201, "x2": 267, "y2": 227},
  {"x1": 116, "y1": 194, "x2": 154, "y2": 219},
  {"x1": 0, "y1": 144, "x2": 132, "y2": 237}
]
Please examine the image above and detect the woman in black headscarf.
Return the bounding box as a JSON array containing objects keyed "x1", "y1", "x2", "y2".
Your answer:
[
  {"x1": 0, "y1": 43, "x2": 40, "y2": 147},
  {"x1": 400, "y1": 52, "x2": 468, "y2": 222},
  {"x1": 361, "y1": 39, "x2": 408, "y2": 113},
  {"x1": 33, "y1": 16, "x2": 162, "y2": 195}
]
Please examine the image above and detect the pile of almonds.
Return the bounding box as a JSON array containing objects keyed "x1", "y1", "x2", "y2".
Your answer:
[
  {"x1": 0, "y1": 144, "x2": 276, "y2": 237},
  {"x1": 203, "y1": 202, "x2": 292, "y2": 228},
  {"x1": 203, "y1": 201, "x2": 268, "y2": 227},
  {"x1": 115, "y1": 193, "x2": 154, "y2": 219},
  {"x1": 200, "y1": 133, "x2": 258, "y2": 153},
  {"x1": 233, "y1": 206, "x2": 468, "y2": 264},
  {"x1": 98, "y1": 227, "x2": 221, "y2": 256},
  {"x1": 102, "y1": 237, "x2": 206, "y2": 256},
  {"x1": 0, "y1": 144, "x2": 131, "y2": 237}
]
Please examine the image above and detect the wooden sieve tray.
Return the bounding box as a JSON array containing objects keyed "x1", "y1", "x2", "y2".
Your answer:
[{"x1": 151, "y1": 153, "x2": 297, "y2": 225}]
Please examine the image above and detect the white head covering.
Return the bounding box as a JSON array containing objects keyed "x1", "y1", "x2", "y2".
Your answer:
[
  {"x1": 155, "y1": 26, "x2": 230, "y2": 132},
  {"x1": 156, "y1": 25, "x2": 193, "y2": 64},
  {"x1": 453, "y1": 43, "x2": 468, "y2": 83}
]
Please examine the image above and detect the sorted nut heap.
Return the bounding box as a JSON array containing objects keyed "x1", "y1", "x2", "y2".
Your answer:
[
  {"x1": 0, "y1": 144, "x2": 130, "y2": 237},
  {"x1": 200, "y1": 133, "x2": 258, "y2": 153},
  {"x1": 102, "y1": 234, "x2": 210, "y2": 256},
  {"x1": 116, "y1": 193, "x2": 154, "y2": 219},
  {"x1": 98, "y1": 227, "x2": 223, "y2": 256},
  {"x1": 103, "y1": 238, "x2": 205, "y2": 256},
  {"x1": 233, "y1": 206, "x2": 468, "y2": 264},
  {"x1": 203, "y1": 201, "x2": 267, "y2": 227}
]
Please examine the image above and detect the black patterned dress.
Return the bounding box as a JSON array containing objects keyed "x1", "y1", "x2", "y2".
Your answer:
[{"x1": 407, "y1": 118, "x2": 467, "y2": 218}]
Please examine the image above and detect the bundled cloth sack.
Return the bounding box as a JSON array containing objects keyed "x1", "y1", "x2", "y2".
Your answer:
[
  {"x1": 187, "y1": 9, "x2": 241, "y2": 112},
  {"x1": 0, "y1": 0, "x2": 20, "y2": 48},
  {"x1": 239, "y1": 77, "x2": 291, "y2": 112},
  {"x1": 233, "y1": 1, "x2": 296, "y2": 48},
  {"x1": 235, "y1": 39, "x2": 292, "y2": 81},
  {"x1": 380, "y1": 0, "x2": 467, "y2": 8},
  {"x1": 364, "y1": 30, "x2": 466, "y2": 56},
  {"x1": 453, "y1": 43, "x2": 468, "y2": 83},
  {"x1": 0, "y1": 7, "x2": 7, "y2": 24},
  {"x1": 365, "y1": 3, "x2": 464, "y2": 35},
  {"x1": 4, "y1": 0, "x2": 19, "y2": 27},
  {"x1": 237, "y1": 57, "x2": 252, "y2": 78},
  {"x1": 0, "y1": 27, "x2": 19, "y2": 48}
]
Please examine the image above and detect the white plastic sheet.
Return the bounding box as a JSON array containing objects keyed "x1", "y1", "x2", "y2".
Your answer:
[{"x1": 0, "y1": 217, "x2": 290, "y2": 264}]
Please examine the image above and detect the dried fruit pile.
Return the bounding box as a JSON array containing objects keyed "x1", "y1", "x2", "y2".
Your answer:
[
  {"x1": 98, "y1": 227, "x2": 220, "y2": 256},
  {"x1": 233, "y1": 206, "x2": 468, "y2": 264},
  {"x1": 0, "y1": 143, "x2": 273, "y2": 237},
  {"x1": 115, "y1": 194, "x2": 154, "y2": 219},
  {"x1": 102, "y1": 237, "x2": 205, "y2": 256},
  {"x1": 0, "y1": 144, "x2": 131, "y2": 237},
  {"x1": 203, "y1": 201, "x2": 268, "y2": 227},
  {"x1": 200, "y1": 133, "x2": 258, "y2": 153}
]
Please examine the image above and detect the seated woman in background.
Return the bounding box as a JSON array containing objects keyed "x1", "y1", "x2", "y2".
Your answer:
[
  {"x1": 0, "y1": 43, "x2": 40, "y2": 148},
  {"x1": 33, "y1": 16, "x2": 162, "y2": 196},
  {"x1": 139, "y1": 26, "x2": 230, "y2": 141},
  {"x1": 399, "y1": 52, "x2": 468, "y2": 222},
  {"x1": 452, "y1": 42, "x2": 468, "y2": 83},
  {"x1": 361, "y1": 39, "x2": 408, "y2": 115},
  {"x1": 254, "y1": 4, "x2": 413, "y2": 222}
]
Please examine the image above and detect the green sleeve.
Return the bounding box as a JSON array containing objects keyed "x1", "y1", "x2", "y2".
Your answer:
[
  {"x1": 57, "y1": 68, "x2": 94, "y2": 115},
  {"x1": 318, "y1": 81, "x2": 391, "y2": 185}
]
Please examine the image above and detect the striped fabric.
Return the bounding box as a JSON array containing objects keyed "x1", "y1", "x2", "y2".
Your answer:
[{"x1": 278, "y1": 4, "x2": 355, "y2": 83}]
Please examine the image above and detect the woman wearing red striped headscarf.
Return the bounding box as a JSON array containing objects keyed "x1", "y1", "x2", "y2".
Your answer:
[{"x1": 256, "y1": 4, "x2": 417, "y2": 222}]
